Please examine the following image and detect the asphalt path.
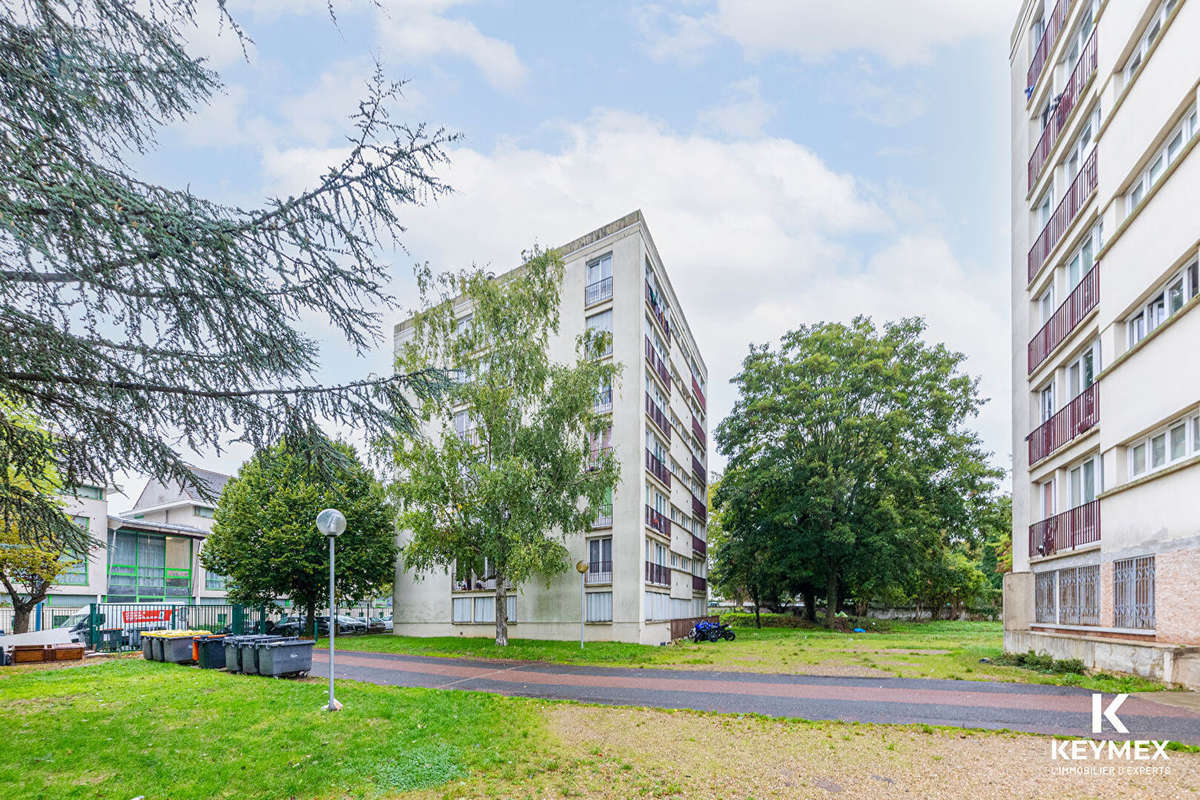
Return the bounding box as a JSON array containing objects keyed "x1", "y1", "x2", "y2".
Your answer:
[{"x1": 311, "y1": 648, "x2": 1200, "y2": 743}]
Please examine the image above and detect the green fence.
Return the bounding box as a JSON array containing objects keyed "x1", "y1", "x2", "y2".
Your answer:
[{"x1": 85, "y1": 603, "x2": 279, "y2": 652}]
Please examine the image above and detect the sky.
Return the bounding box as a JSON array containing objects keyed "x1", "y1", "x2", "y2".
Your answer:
[{"x1": 115, "y1": 0, "x2": 1016, "y2": 506}]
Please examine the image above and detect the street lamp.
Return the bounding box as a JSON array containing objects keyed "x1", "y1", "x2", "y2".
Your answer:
[
  {"x1": 316, "y1": 508, "x2": 347, "y2": 712},
  {"x1": 575, "y1": 559, "x2": 588, "y2": 649}
]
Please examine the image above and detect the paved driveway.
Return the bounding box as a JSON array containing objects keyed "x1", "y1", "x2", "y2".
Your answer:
[{"x1": 312, "y1": 649, "x2": 1200, "y2": 743}]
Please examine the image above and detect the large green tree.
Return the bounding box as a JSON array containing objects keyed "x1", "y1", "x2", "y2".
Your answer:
[
  {"x1": 715, "y1": 317, "x2": 1001, "y2": 627},
  {"x1": 0, "y1": 1, "x2": 448, "y2": 545},
  {"x1": 708, "y1": 472, "x2": 791, "y2": 627},
  {"x1": 200, "y1": 439, "x2": 395, "y2": 637},
  {"x1": 389, "y1": 251, "x2": 620, "y2": 646}
]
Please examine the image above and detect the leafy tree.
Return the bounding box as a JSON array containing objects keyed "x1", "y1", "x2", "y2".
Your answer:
[
  {"x1": 708, "y1": 471, "x2": 791, "y2": 628},
  {"x1": 716, "y1": 317, "x2": 1000, "y2": 627},
  {"x1": 0, "y1": 1, "x2": 448, "y2": 539},
  {"x1": 0, "y1": 401, "x2": 92, "y2": 633},
  {"x1": 389, "y1": 252, "x2": 620, "y2": 645},
  {"x1": 200, "y1": 439, "x2": 394, "y2": 638}
]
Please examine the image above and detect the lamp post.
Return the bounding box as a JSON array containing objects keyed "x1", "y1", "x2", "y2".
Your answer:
[
  {"x1": 316, "y1": 508, "x2": 347, "y2": 712},
  {"x1": 575, "y1": 559, "x2": 588, "y2": 649}
]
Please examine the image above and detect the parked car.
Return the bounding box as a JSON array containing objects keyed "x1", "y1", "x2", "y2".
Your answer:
[
  {"x1": 332, "y1": 615, "x2": 367, "y2": 635},
  {"x1": 273, "y1": 615, "x2": 328, "y2": 636},
  {"x1": 365, "y1": 617, "x2": 387, "y2": 633}
]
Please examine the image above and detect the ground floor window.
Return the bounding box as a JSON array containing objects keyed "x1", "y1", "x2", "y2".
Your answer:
[
  {"x1": 1114, "y1": 555, "x2": 1155, "y2": 629},
  {"x1": 586, "y1": 591, "x2": 613, "y2": 622},
  {"x1": 644, "y1": 590, "x2": 669, "y2": 621},
  {"x1": 1058, "y1": 564, "x2": 1100, "y2": 625},
  {"x1": 1035, "y1": 571, "x2": 1056, "y2": 623},
  {"x1": 453, "y1": 595, "x2": 517, "y2": 624}
]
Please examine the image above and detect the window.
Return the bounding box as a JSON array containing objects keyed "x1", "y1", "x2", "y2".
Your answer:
[
  {"x1": 1194, "y1": 415, "x2": 1200, "y2": 454},
  {"x1": 1066, "y1": 223, "x2": 1101, "y2": 289},
  {"x1": 452, "y1": 597, "x2": 471, "y2": 623},
  {"x1": 1058, "y1": 564, "x2": 1100, "y2": 626},
  {"x1": 1114, "y1": 556, "x2": 1155, "y2": 629},
  {"x1": 1126, "y1": 107, "x2": 1197, "y2": 214},
  {"x1": 1127, "y1": 259, "x2": 1200, "y2": 348},
  {"x1": 1066, "y1": 341, "x2": 1097, "y2": 397},
  {"x1": 1068, "y1": 458, "x2": 1096, "y2": 507},
  {"x1": 594, "y1": 379, "x2": 613, "y2": 413},
  {"x1": 1035, "y1": 571, "x2": 1056, "y2": 623},
  {"x1": 1063, "y1": 3, "x2": 1094, "y2": 69},
  {"x1": 1035, "y1": 188, "x2": 1053, "y2": 231},
  {"x1": 1040, "y1": 480, "x2": 1055, "y2": 520},
  {"x1": 585, "y1": 253, "x2": 613, "y2": 306},
  {"x1": 644, "y1": 590, "x2": 670, "y2": 621},
  {"x1": 194, "y1": 506, "x2": 215, "y2": 519},
  {"x1": 1038, "y1": 383, "x2": 1055, "y2": 424},
  {"x1": 1129, "y1": 411, "x2": 1199, "y2": 479},
  {"x1": 1037, "y1": 286, "x2": 1055, "y2": 324},
  {"x1": 586, "y1": 591, "x2": 613, "y2": 622},
  {"x1": 69, "y1": 485, "x2": 104, "y2": 500},
  {"x1": 587, "y1": 537, "x2": 612, "y2": 585},
  {"x1": 59, "y1": 517, "x2": 90, "y2": 585},
  {"x1": 205, "y1": 571, "x2": 227, "y2": 590},
  {"x1": 1065, "y1": 107, "x2": 1099, "y2": 180},
  {"x1": 587, "y1": 309, "x2": 613, "y2": 358},
  {"x1": 1125, "y1": 0, "x2": 1177, "y2": 83},
  {"x1": 470, "y1": 595, "x2": 517, "y2": 624}
]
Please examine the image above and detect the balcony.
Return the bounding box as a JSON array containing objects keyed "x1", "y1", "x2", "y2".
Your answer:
[
  {"x1": 691, "y1": 493, "x2": 707, "y2": 524},
  {"x1": 646, "y1": 392, "x2": 671, "y2": 440},
  {"x1": 587, "y1": 444, "x2": 612, "y2": 471},
  {"x1": 691, "y1": 376, "x2": 706, "y2": 412},
  {"x1": 1028, "y1": 263, "x2": 1098, "y2": 374},
  {"x1": 594, "y1": 388, "x2": 613, "y2": 414},
  {"x1": 1027, "y1": 383, "x2": 1097, "y2": 464},
  {"x1": 1029, "y1": 500, "x2": 1099, "y2": 558},
  {"x1": 692, "y1": 415, "x2": 705, "y2": 448},
  {"x1": 692, "y1": 454, "x2": 706, "y2": 488},
  {"x1": 1029, "y1": 149, "x2": 1096, "y2": 283},
  {"x1": 646, "y1": 449, "x2": 671, "y2": 489},
  {"x1": 692, "y1": 575, "x2": 707, "y2": 593},
  {"x1": 645, "y1": 561, "x2": 669, "y2": 586},
  {"x1": 592, "y1": 504, "x2": 613, "y2": 529},
  {"x1": 645, "y1": 504, "x2": 670, "y2": 537},
  {"x1": 586, "y1": 560, "x2": 613, "y2": 585},
  {"x1": 644, "y1": 336, "x2": 671, "y2": 391},
  {"x1": 585, "y1": 276, "x2": 613, "y2": 307},
  {"x1": 1026, "y1": 0, "x2": 1072, "y2": 95},
  {"x1": 1028, "y1": 29, "x2": 1097, "y2": 192},
  {"x1": 645, "y1": 280, "x2": 672, "y2": 343},
  {"x1": 691, "y1": 535, "x2": 706, "y2": 558}
]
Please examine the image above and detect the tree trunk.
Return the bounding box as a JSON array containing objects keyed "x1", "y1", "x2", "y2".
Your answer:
[
  {"x1": 494, "y1": 573, "x2": 508, "y2": 646},
  {"x1": 802, "y1": 590, "x2": 817, "y2": 622},
  {"x1": 824, "y1": 568, "x2": 839, "y2": 628},
  {"x1": 12, "y1": 604, "x2": 32, "y2": 635},
  {"x1": 754, "y1": 602, "x2": 761, "y2": 629},
  {"x1": 305, "y1": 599, "x2": 317, "y2": 641}
]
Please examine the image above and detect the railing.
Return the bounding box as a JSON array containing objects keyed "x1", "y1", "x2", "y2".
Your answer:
[
  {"x1": 1029, "y1": 149, "x2": 1096, "y2": 283},
  {"x1": 1027, "y1": 383, "x2": 1098, "y2": 464},
  {"x1": 587, "y1": 444, "x2": 612, "y2": 471},
  {"x1": 1027, "y1": 0, "x2": 1073, "y2": 94},
  {"x1": 691, "y1": 376, "x2": 706, "y2": 412},
  {"x1": 645, "y1": 561, "x2": 670, "y2": 586},
  {"x1": 693, "y1": 575, "x2": 707, "y2": 593},
  {"x1": 645, "y1": 280, "x2": 672, "y2": 343},
  {"x1": 645, "y1": 392, "x2": 671, "y2": 440},
  {"x1": 692, "y1": 454, "x2": 706, "y2": 487},
  {"x1": 594, "y1": 388, "x2": 613, "y2": 414},
  {"x1": 645, "y1": 336, "x2": 671, "y2": 391},
  {"x1": 1028, "y1": 29, "x2": 1096, "y2": 191},
  {"x1": 645, "y1": 504, "x2": 670, "y2": 537},
  {"x1": 1029, "y1": 499, "x2": 1099, "y2": 558},
  {"x1": 691, "y1": 494, "x2": 707, "y2": 524},
  {"x1": 586, "y1": 561, "x2": 613, "y2": 585},
  {"x1": 592, "y1": 504, "x2": 613, "y2": 529},
  {"x1": 1028, "y1": 263, "x2": 1098, "y2": 374},
  {"x1": 692, "y1": 416, "x2": 705, "y2": 448},
  {"x1": 585, "y1": 276, "x2": 613, "y2": 306},
  {"x1": 646, "y1": 448, "x2": 671, "y2": 488},
  {"x1": 691, "y1": 535, "x2": 706, "y2": 558}
]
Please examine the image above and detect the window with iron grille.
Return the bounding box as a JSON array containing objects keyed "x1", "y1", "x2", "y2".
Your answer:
[
  {"x1": 1058, "y1": 564, "x2": 1100, "y2": 625},
  {"x1": 1114, "y1": 556, "x2": 1155, "y2": 629},
  {"x1": 1035, "y1": 571, "x2": 1056, "y2": 623}
]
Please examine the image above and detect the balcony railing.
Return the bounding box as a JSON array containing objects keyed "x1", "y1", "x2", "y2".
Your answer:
[
  {"x1": 692, "y1": 575, "x2": 707, "y2": 593},
  {"x1": 644, "y1": 336, "x2": 671, "y2": 391},
  {"x1": 586, "y1": 560, "x2": 613, "y2": 585},
  {"x1": 1029, "y1": 499, "x2": 1100, "y2": 558},
  {"x1": 1028, "y1": 28, "x2": 1096, "y2": 191},
  {"x1": 645, "y1": 561, "x2": 670, "y2": 586},
  {"x1": 594, "y1": 388, "x2": 613, "y2": 414},
  {"x1": 1027, "y1": 383, "x2": 1098, "y2": 464},
  {"x1": 691, "y1": 535, "x2": 707, "y2": 558},
  {"x1": 592, "y1": 504, "x2": 613, "y2": 529},
  {"x1": 585, "y1": 276, "x2": 613, "y2": 307},
  {"x1": 587, "y1": 444, "x2": 612, "y2": 471},
  {"x1": 691, "y1": 376, "x2": 706, "y2": 412},
  {"x1": 692, "y1": 415, "x2": 705, "y2": 448},
  {"x1": 691, "y1": 493, "x2": 707, "y2": 524},
  {"x1": 645, "y1": 280, "x2": 672, "y2": 343},
  {"x1": 1029, "y1": 149, "x2": 1096, "y2": 283},
  {"x1": 692, "y1": 454, "x2": 706, "y2": 488},
  {"x1": 1028, "y1": 262, "x2": 1098, "y2": 374},
  {"x1": 646, "y1": 392, "x2": 671, "y2": 440},
  {"x1": 645, "y1": 504, "x2": 670, "y2": 537},
  {"x1": 1026, "y1": 0, "x2": 1072, "y2": 94},
  {"x1": 646, "y1": 449, "x2": 671, "y2": 488}
]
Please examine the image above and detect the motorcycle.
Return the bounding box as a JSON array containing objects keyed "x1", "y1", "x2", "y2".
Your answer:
[{"x1": 689, "y1": 620, "x2": 735, "y2": 642}]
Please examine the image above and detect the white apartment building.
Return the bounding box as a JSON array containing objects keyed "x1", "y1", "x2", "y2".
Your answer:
[
  {"x1": 391, "y1": 211, "x2": 711, "y2": 644},
  {"x1": 1005, "y1": 0, "x2": 1200, "y2": 686}
]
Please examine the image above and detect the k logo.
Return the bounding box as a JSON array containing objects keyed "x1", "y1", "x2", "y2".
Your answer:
[{"x1": 1092, "y1": 693, "x2": 1129, "y2": 734}]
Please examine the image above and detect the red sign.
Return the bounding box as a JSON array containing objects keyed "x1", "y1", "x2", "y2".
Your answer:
[{"x1": 122, "y1": 609, "x2": 173, "y2": 624}]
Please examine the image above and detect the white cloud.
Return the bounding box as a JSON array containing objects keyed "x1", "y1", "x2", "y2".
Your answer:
[
  {"x1": 642, "y1": 0, "x2": 1010, "y2": 65},
  {"x1": 698, "y1": 77, "x2": 776, "y2": 138}
]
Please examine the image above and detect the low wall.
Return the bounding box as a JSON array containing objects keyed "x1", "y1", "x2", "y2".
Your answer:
[{"x1": 1005, "y1": 628, "x2": 1200, "y2": 688}]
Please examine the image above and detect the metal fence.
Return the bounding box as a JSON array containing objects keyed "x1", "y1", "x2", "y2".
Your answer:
[
  {"x1": 83, "y1": 603, "x2": 282, "y2": 652},
  {"x1": 0, "y1": 605, "x2": 86, "y2": 635}
]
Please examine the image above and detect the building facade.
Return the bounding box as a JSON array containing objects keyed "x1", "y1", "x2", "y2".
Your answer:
[
  {"x1": 392, "y1": 211, "x2": 710, "y2": 644},
  {"x1": 1006, "y1": 0, "x2": 1200, "y2": 685}
]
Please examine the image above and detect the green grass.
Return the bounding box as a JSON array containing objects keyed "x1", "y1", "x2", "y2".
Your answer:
[
  {"x1": 341, "y1": 620, "x2": 1165, "y2": 692},
  {"x1": 0, "y1": 658, "x2": 545, "y2": 799}
]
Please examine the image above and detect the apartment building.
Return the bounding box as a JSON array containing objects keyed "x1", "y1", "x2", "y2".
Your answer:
[
  {"x1": 1005, "y1": 0, "x2": 1200, "y2": 686},
  {"x1": 391, "y1": 211, "x2": 711, "y2": 644}
]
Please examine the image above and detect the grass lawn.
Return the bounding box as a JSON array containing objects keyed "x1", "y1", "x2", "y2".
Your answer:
[
  {"x1": 2, "y1": 659, "x2": 1195, "y2": 799},
  {"x1": 338, "y1": 620, "x2": 1163, "y2": 693}
]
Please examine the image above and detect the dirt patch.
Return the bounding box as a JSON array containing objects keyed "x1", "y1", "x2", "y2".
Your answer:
[
  {"x1": 788, "y1": 660, "x2": 894, "y2": 678},
  {"x1": 879, "y1": 648, "x2": 951, "y2": 655}
]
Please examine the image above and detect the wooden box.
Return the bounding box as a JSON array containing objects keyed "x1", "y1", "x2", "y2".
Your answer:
[
  {"x1": 52, "y1": 644, "x2": 85, "y2": 661},
  {"x1": 12, "y1": 645, "x2": 49, "y2": 663}
]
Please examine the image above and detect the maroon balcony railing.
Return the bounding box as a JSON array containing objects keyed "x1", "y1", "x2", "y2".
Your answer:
[
  {"x1": 1027, "y1": 383, "x2": 1098, "y2": 464},
  {"x1": 1028, "y1": 263, "x2": 1099, "y2": 374},
  {"x1": 645, "y1": 504, "x2": 670, "y2": 537},
  {"x1": 1029, "y1": 149, "x2": 1097, "y2": 283},
  {"x1": 1026, "y1": 0, "x2": 1072, "y2": 94},
  {"x1": 691, "y1": 376, "x2": 706, "y2": 412},
  {"x1": 692, "y1": 454, "x2": 706, "y2": 488},
  {"x1": 691, "y1": 493, "x2": 707, "y2": 524},
  {"x1": 1029, "y1": 500, "x2": 1100, "y2": 558},
  {"x1": 1028, "y1": 29, "x2": 1097, "y2": 191},
  {"x1": 645, "y1": 448, "x2": 671, "y2": 488},
  {"x1": 692, "y1": 575, "x2": 707, "y2": 592},
  {"x1": 645, "y1": 393, "x2": 671, "y2": 440},
  {"x1": 645, "y1": 561, "x2": 670, "y2": 586},
  {"x1": 645, "y1": 280, "x2": 672, "y2": 343},
  {"x1": 645, "y1": 336, "x2": 671, "y2": 391},
  {"x1": 692, "y1": 415, "x2": 705, "y2": 448},
  {"x1": 691, "y1": 535, "x2": 707, "y2": 558}
]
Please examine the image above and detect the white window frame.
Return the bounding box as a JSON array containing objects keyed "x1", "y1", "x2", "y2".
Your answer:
[
  {"x1": 1066, "y1": 339, "x2": 1098, "y2": 398},
  {"x1": 1124, "y1": 0, "x2": 1179, "y2": 84},
  {"x1": 1065, "y1": 106, "x2": 1099, "y2": 181},
  {"x1": 1068, "y1": 457, "x2": 1097, "y2": 508},
  {"x1": 1126, "y1": 106, "x2": 1197, "y2": 215},
  {"x1": 1038, "y1": 381, "x2": 1055, "y2": 424},
  {"x1": 1037, "y1": 285, "x2": 1055, "y2": 324},
  {"x1": 1126, "y1": 257, "x2": 1199, "y2": 349},
  {"x1": 1129, "y1": 410, "x2": 1199, "y2": 480},
  {"x1": 586, "y1": 309, "x2": 613, "y2": 358},
  {"x1": 1065, "y1": 222, "x2": 1101, "y2": 290},
  {"x1": 586, "y1": 252, "x2": 612, "y2": 285},
  {"x1": 1062, "y1": 2, "x2": 1095, "y2": 71}
]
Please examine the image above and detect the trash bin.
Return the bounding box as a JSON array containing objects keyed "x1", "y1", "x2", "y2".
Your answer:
[
  {"x1": 223, "y1": 636, "x2": 245, "y2": 672},
  {"x1": 256, "y1": 638, "x2": 313, "y2": 677},
  {"x1": 239, "y1": 636, "x2": 286, "y2": 675},
  {"x1": 161, "y1": 633, "x2": 197, "y2": 664},
  {"x1": 152, "y1": 636, "x2": 166, "y2": 662},
  {"x1": 195, "y1": 635, "x2": 227, "y2": 669},
  {"x1": 141, "y1": 634, "x2": 156, "y2": 661}
]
